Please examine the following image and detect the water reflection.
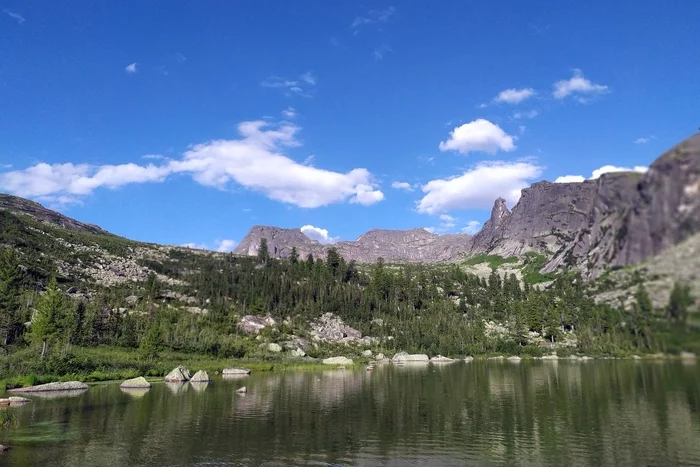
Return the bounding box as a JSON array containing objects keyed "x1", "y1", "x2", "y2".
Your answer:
[{"x1": 1, "y1": 361, "x2": 699, "y2": 467}]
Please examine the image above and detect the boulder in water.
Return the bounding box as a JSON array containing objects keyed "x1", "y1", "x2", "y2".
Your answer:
[
  {"x1": 680, "y1": 351, "x2": 696, "y2": 360},
  {"x1": 164, "y1": 366, "x2": 191, "y2": 382},
  {"x1": 222, "y1": 367, "x2": 251, "y2": 375},
  {"x1": 236, "y1": 386, "x2": 247, "y2": 393},
  {"x1": 8, "y1": 396, "x2": 31, "y2": 405},
  {"x1": 392, "y1": 352, "x2": 429, "y2": 364},
  {"x1": 120, "y1": 377, "x2": 151, "y2": 389},
  {"x1": 430, "y1": 355, "x2": 456, "y2": 364},
  {"x1": 507, "y1": 356, "x2": 522, "y2": 362},
  {"x1": 8, "y1": 381, "x2": 89, "y2": 392},
  {"x1": 322, "y1": 356, "x2": 354, "y2": 365},
  {"x1": 464, "y1": 356, "x2": 474, "y2": 362},
  {"x1": 190, "y1": 370, "x2": 211, "y2": 382}
]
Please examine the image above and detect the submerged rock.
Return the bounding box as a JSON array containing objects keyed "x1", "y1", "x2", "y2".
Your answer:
[
  {"x1": 8, "y1": 396, "x2": 31, "y2": 405},
  {"x1": 190, "y1": 370, "x2": 211, "y2": 382},
  {"x1": 430, "y1": 355, "x2": 457, "y2": 364},
  {"x1": 8, "y1": 381, "x2": 89, "y2": 393},
  {"x1": 164, "y1": 366, "x2": 191, "y2": 382},
  {"x1": 120, "y1": 376, "x2": 151, "y2": 389},
  {"x1": 222, "y1": 367, "x2": 251, "y2": 375},
  {"x1": 392, "y1": 352, "x2": 429, "y2": 364},
  {"x1": 322, "y1": 356, "x2": 354, "y2": 365}
]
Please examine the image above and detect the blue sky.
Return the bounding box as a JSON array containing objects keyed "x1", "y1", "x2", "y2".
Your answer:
[{"x1": 1, "y1": 1, "x2": 698, "y2": 250}]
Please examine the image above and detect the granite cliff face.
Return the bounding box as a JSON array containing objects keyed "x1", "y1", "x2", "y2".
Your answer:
[{"x1": 235, "y1": 133, "x2": 700, "y2": 277}]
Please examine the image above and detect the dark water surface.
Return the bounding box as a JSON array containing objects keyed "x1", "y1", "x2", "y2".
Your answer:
[{"x1": 2, "y1": 360, "x2": 700, "y2": 466}]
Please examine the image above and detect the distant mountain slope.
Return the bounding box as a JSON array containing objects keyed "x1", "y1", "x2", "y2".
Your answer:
[
  {"x1": 236, "y1": 133, "x2": 700, "y2": 278},
  {"x1": 0, "y1": 194, "x2": 109, "y2": 235}
]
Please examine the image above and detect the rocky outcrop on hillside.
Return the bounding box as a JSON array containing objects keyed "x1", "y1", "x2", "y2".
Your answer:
[{"x1": 0, "y1": 194, "x2": 109, "y2": 235}]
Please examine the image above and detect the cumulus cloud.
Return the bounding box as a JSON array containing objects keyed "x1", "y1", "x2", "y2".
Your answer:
[
  {"x1": 0, "y1": 120, "x2": 384, "y2": 209},
  {"x1": 416, "y1": 161, "x2": 543, "y2": 214},
  {"x1": 301, "y1": 225, "x2": 340, "y2": 244},
  {"x1": 391, "y1": 181, "x2": 414, "y2": 191},
  {"x1": 282, "y1": 107, "x2": 297, "y2": 118},
  {"x1": 554, "y1": 165, "x2": 647, "y2": 183},
  {"x1": 261, "y1": 72, "x2": 316, "y2": 97},
  {"x1": 439, "y1": 119, "x2": 516, "y2": 155},
  {"x1": 513, "y1": 110, "x2": 539, "y2": 120},
  {"x1": 352, "y1": 6, "x2": 396, "y2": 29},
  {"x1": 125, "y1": 63, "x2": 137, "y2": 74},
  {"x1": 462, "y1": 220, "x2": 482, "y2": 235},
  {"x1": 494, "y1": 88, "x2": 536, "y2": 104},
  {"x1": 216, "y1": 239, "x2": 237, "y2": 252},
  {"x1": 553, "y1": 69, "x2": 608, "y2": 100},
  {"x1": 425, "y1": 214, "x2": 459, "y2": 234},
  {"x1": 3, "y1": 9, "x2": 25, "y2": 24}
]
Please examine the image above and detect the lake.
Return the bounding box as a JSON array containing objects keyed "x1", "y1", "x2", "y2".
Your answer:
[{"x1": 2, "y1": 360, "x2": 700, "y2": 466}]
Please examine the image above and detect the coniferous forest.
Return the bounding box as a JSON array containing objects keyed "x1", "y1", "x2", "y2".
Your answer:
[{"x1": 1, "y1": 227, "x2": 697, "y2": 387}]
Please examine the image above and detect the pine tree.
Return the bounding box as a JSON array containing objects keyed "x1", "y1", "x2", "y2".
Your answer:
[
  {"x1": 257, "y1": 238, "x2": 270, "y2": 264},
  {"x1": 0, "y1": 248, "x2": 22, "y2": 346},
  {"x1": 29, "y1": 277, "x2": 74, "y2": 359},
  {"x1": 666, "y1": 282, "x2": 693, "y2": 322},
  {"x1": 289, "y1": 247, "x2": 299, "y2": 264}
]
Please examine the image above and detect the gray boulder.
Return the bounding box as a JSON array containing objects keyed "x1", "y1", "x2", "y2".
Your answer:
[
  {"x1": 322, "y1": 356, "x2": 354, "y2": 365},
  {"x1": 392, "y1": 352, "x2": 429, "y2": 364},
  {"x1": 291, "y1": 348, "x2": 306, "y2": 357},
  {"x1": 222, "y1": 367, "x2": 251, "y2": 375},
  {"x1": 164, "y1": 365, "x2": 191, "y2": 382},
  {"x1": 267, "y1": 343, "x2": 282, "y2": 353},
  {"x1": 8, "y1": 381, "x2": 89, "y2": 392},
  {"x1": 429, "y1": 355, "x2": 456, "y2": 364},
  {"x1": 239, "y1": 315, "x2": 276, "y2": 333},
  {"x1": 190, "y1": 370, "x2": 211, "y2": 382},
  {"x1": 120, "y1": 376, "x2": 151, "y2": 389}
]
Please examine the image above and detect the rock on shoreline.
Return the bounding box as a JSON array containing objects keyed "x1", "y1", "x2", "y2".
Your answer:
[
  {"x1": 392, "y1": 352, "x2": 429, "y2": 364},
  {"x1": 164, "y1": 366, "x2": 191, "y2": 382},
  {"x1": 8, "y1": 381, "x2": 89, "y2": 393},
  {"x1": 222, "y1": 367, "x2": 251, "y2": 375},
  {"x1": 322, "y1": 356, "x2": 354, "y2": 365}
]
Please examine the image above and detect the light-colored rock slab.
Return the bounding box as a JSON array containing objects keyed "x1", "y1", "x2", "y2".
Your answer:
[
  {"x1": 120, "y1": 376, "x2": 151, "y2": 389},
  {"x1": 323, "y1": 356, "x2": 354, "y2": 365},
  {"x1": 8, "y1": 381, "x2": 89, "y2": 393}
]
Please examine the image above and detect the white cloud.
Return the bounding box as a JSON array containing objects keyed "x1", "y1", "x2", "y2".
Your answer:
[
  {"x1": 125, "y1": 63, "x2": 137, "y2": 74},
  {"x1": 142, "y1": 154, "x2": 167, "y2": 161},
  {"x1": 439, "y1": 214, "x2": 456, "y2": 227},
  {"x1": 462, "y1": 220, "x2": 482, "y2": 235},
  {"x1": 494, "y1": 88, "x2": 536, "y2": 104},
  {"x1": 282, "y1": 107, "x2": 297, "y2": 118},
  {"x1": 391, "y1": 181, "x2": 413, "y2": 191},
  {"x1": 553, "y1": 175, "x2": 586, "y2": 183},
  {"x1": 439, "y1": 119, "x2": 516, "y2": 155},
  {"x1": 634, "y1": 135, "x2": 655, "y2": 144},
  {"x1": 351, "y1": 6, "x2": 396, "y2": 29},
  {"x1": 554, "y1": 165, "x2": 647, "y2": 183},
  {"x1": 182, "y1": 242, "x2": 208, "y2": 250},
  {"x1": 350, "y1": 184, "x2": 385, "y2": 205},
  {"x1": 513, "y1": 110, "x2": 539, "y2": 120},
  {"x1": 300, "y1": 72, "x2": 316, "y2": 86},
  {"x1": 0, "y1": 120, "x2": 384, "y2": 209},
  {"x1": 416, "y1": 161, "x2": 543, "y2": 214},
  {"x1": 3, "y1": 9, "x2": 25, "y2": 24},
  {"x1": 261, "y1": 72, "x2": 316, "y2": 97},
  {"x1": 553, "y1": 69, "x2": 608, "y2": 100},
  {"x1": 373, "y1": 45, "x2": 392, "y2": 60},
  {"x1": 301, "y1": 225, "x2": 339, "y2": 244},
  {"x1": 216, "y1": 239, "x2": 237, "y2": 252}
]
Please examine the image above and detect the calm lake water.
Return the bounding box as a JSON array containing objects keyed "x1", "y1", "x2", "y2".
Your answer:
[{"x1": 2, "y1": 360, "x2": 700, "y2": 466}]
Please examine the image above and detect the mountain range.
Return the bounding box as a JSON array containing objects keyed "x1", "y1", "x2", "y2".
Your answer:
[{"x1": 235, "y1": 133, "x2": 700, "y2": 278}]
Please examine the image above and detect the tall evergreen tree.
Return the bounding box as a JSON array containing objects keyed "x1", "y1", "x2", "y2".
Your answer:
[
  {"x1": 0, "y1": 248, "x2": 22, "y2": 346},
  {"x1": 29, "y1": 277, "x2": 74, "y2": 359}
]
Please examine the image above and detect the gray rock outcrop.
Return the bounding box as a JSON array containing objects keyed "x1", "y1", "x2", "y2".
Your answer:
[
  {"x1": 222, "y1": 367, "x2": 251, "y2": 375},
  {"x1": 190, "y1": 370, "x2": 211, "y2": 382},
  {"x1": 8, "y1": 381, "x2": 89, "y2": 392},
  {"x1": 239, "y1": 315, "x2": 276, "y2": 333},
  {"x1": 392, "y1": 352, "x2": 429, "y2": 364},
  {"x1": 120, "y1": 376, "x2": 151, "y2": 389},
  {"x1": 322, "y1": 356, "x2": 354, "y2": 365},
  {"x1": 429, "y1": 355, "x2": 457, "y2": 364},
  {"x1": 164, "y1": 366, "x2": 191, "y2": 382}
]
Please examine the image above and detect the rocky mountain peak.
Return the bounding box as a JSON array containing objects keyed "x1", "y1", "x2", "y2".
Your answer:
[{"x1": 489, "y1": 197, "x2": 511, "y2": 228}]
